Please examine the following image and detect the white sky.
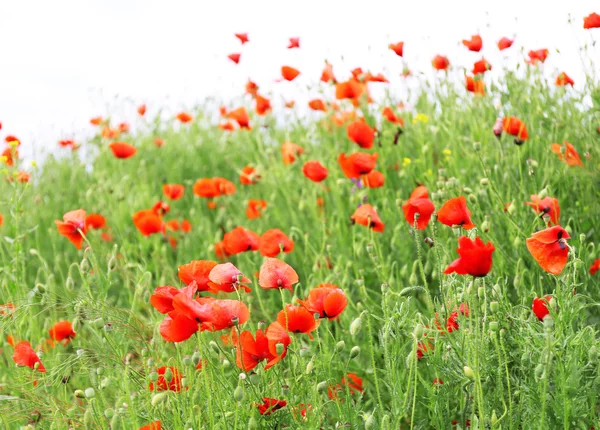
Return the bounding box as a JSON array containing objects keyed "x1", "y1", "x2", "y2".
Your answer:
[{"x1": 1, "y1": 0, "x2": 598, "y2": 160}]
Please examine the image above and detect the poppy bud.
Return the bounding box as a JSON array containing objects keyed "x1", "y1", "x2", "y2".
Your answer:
[
  {"x1": 191, "y1": 352, "x2": 201, "y2": 367},
  {"x1": 249, "y1": 373, "x2": 260, "y2": 384},
  {"x1": 548, "y1": 298, "x2": 558, "y2": 312},
  {"x1": 490, "y1": 301, "x2": 499, "y2": 313},
  {"x1": 481, "y1": 220, "x2": 490, "y2": 232},
  {"x1": 84, "y1": 409, "x2": 93, "y2": 428},
  {"x1": 513, "y1": 276, "x2": 521, "y2": 289},
  {"x1": 148, "y1": 371, "x2": 159, "y2": 382},
  {"x1": 74, "y1": 389, "x2": 85, "y2": 398},
  {"x1": 151, "y1": 392, "x2": 168, "y2": 406},
  {"x1": 223, "y1": 359, "x2": 231, "y2": 369},
  {"x1": 182, "y1": 356, "x2": 193, "y2": 367},
  {"x1": 538, "y1": 188, "x2": 548, "y2": 199},
  {"x1": 84, "y1": 387, "x2": 95, "y2": 398},
  {"x1": 366, "y1": 244, "x2": 374, "y2": 254},
  {"x1": 299, "y1": 347, "x2": 311, "y2": 358},
  {"x1": 413, "y1": 323, "x2": 424, "y2": 338},
  {"x1": 480, "y1": 178, "x2": 489, "y2": 187},
  {"x1": 491, "y1": 410, "x2": 498, "y2": 426},
  {"x1": 147, "y1": 358, "x2": 154, "y2": 367},
  {"x1": 513, "y1": 236, "x2": 521, "y2": 248},
  {"x1": 463, "y1": 187, "x2": 473, "y2": 194},
  {"x1": 66, "y1": 276, "x2": 75, "y2": 291},
  {"x1": 306, "y1": 358, "x2": 315, "y2": 374},
  {"x1": 317, "y1": 381, "x2": 328, "y2": 392},
  {"x1": 80, "y1": 259, "x2": 90, "y2": 272},
  {"x1": 350, "y1": 346, "x2": 361, "y2": 359},
  {"x1": 257, "y1": 321, "x2": 266, "y2": 331},
  {"x1": 365, "y1": 414, "x2": 376, "y2": 429},
  {"x1": 108, "y1": 256, "x2": 117, "y2": 272},
  {"x1": 233, "y1": 385, "x2": 245, "y2": 402},
  {"x1": 424, "y1": 237, "x2": 434, "y2": 247},
  {"x1": 473, "y1": 141, "x2": 481, "y2": 151},
  {"x1": 467, "y1": 194, "x2": 477, "y2": 204},
  {"x1": 350, "y1": 316, "x2": 362, "y2": 336},
  {"x1": 463, "y1": 366, "x2": 474, "y2": 379},
  {"x1": 489, "y1": 321, "x2": 499, "y2": 331},
  {"x1": 335, "y1": 341, "x2": 346, "y2": 352},
  {"x1": 100, "y1": 377, "x2": 111, "y2": 389},
  {"x1": 543, "y1": 316, "x2": 554, "y2": 330},
  {"x1": 104, "y1": 408, "x2": 114, "y2": 419},
  {"x1": 275, "y1": 343, "x2": 285, "y2": 355},
  {"x1": 209, "y1": 341, "x2": 220, "y2": 354},
  {"x1": 409, "y1": 272, "x2": 418, "y2": 285}
]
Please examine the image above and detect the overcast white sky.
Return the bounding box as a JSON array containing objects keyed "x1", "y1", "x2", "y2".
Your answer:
[{"x1": 0, "y1": 0, "x2": 598, "y2": 160}]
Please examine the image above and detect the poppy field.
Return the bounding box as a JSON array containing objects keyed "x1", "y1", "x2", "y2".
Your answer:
[{"x1": 2, "y1": 12, "x2": 600, "y2": 430}]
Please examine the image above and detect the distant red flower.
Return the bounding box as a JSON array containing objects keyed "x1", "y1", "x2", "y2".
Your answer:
[
  {"x1": 526, "y1": 225, "x2": 570, "y2": 275},
  {"x1": 338, "y1": 152, "x2": 378, "y2": 179},
  {"x1": 255, "y1": 94, "x2": 271, "y2": 116},
  {"x1": 236, "y1": 321, "x2": 291, "y2": 371},
  {"x1": 137, "y1": 104, "x2": 146, "y2": 116},
  {"x1": 389, "y1": 41, "x2": 404, "y2": 57},
  {"x1": 228, "y1": 53, "x2": 241, "y2": 64},
  {"x1": 328, "y1": 373, "x2": 364, "y2": 400},
  {"x1": 583, "y1": 12, "x2": 600, "y2": 29},
  {"x1": 462, "y1": 35, "x2": 482, "y2": 52},
  {"x1": 465, "y1": 76, "x2": 485, "y2": 95},
  {"x1": 139, "y1": 421, "x2": 161, "y2": 430},
  {"x1": 382, "y1": 107, "x2": 404, "y2": 126},
  {"x1": 223, "y1": 226, "x2": 260, "y2": 255},
  {"x1": 402, "y1": 186, "x2": 435, "y2": 230},
  {"x1": 432, "y1": 55, "x2": 450, "y2": 71},
  {"x1": 239, "y1": 165, "x2": 260, "y2": 185},
  {"x1": 281, "y1": 141, "x2": 304, "y2": 165},
  {"x1": 246, "y1": 199, "x2": 267, "y2": 219},
  {"x1": 308, "y1": 99, "x2": 327, "y2": 111},
  {"x1": 49, "y1": 321, "x2": 76, "y2": 345},
  {"x1": 259, "y1": 229, "x2": 294, "y2": 257},
  {"x1": 277, "y1": 305, "x2": 319, "y2": 336},
  {"x1": 590, "y1": 259, "x2": 600, "y2": 275},
  {"x1": 132, "y1": 209, "x2": 164, "y2": 236},
  {"x1": 302, "y1": 160, "x2": 328, "y2": 182},
  {"x1": 288, "y1": 37, "x2": 300, "y2": 49},
  {"x1": 550, "y1": 142, "x2": 583, "y2": 167},
  {"x1": 109, "y1": 142, "x2": 137, "y2": 159},
  {"x1": 13, "y1": 341, "x2": 46, "y2": 372},
  {"x1": 527, "y1": 49, "x2": 548, "y2": 65},
  {"x1": 2, "y1": 147, "x2": 17, "y2": 166},
  {"x1": 525, "y1": 195, "x2": 560, "y2": 225},
  {"x1": 362, "y1": 170, "x2": 385, "y2": 188},
  {"x1": 282, "y1": 66, "x2": 300, "y2": 81},
  {"x1": 259, "y1": 258, "x2": 299, "y2": 291},
  {"x1": 497, "y1": 37, "x2": 513, "y2": 50},
  {"x1": 227, "y1": 107, "x2": 251, "y2": 129},
  {"x1": 149, "y1": 366, "x2": 184, "y2": 392},
  {"x1": 235, "y1": 33, "x2": 249, "y2": 44},
  {"x1": 298, "y1": 284, "x2": 347, "y2": 320},
  {"x1": 257, "y1": 398, "x2": 287, "y2": 415},
  {"x1": 444, "y1": 236, "x2": 495, "y2": 277},
  {"x1": 320, "y1": 63, "x2": 336, "y2": 83},
  {"x1": 472, "y1": 58, "x2": 492, "y2": 74},
  {"x1": 556, "y1": 72, "x2": 574, "y2": 87},
  {"x1": 532, "y1": 296, "x2": 553, "y2": 321},
  {"x1": 163, "y1": 184, "x2": 185, "y2": 200},
  {"x1": 55, "y1": 209, "x2": 87, "y2": 249},
  {"x1": 176, "y1": 112, "x2": 193, "y2": 123},
  {"x1": 437, "y1": 196, "x2": 475, "y2": 229},
  {"x1": 502, "y1": 117, "x2": 528, "y2": 142},
  {"x1": 351, "y1": 204, "x2": 385, "y2": 233},
  {"x1": 347, "y1": 119, "x2": 375, "y2": 149},
  {"x1": 154, "y1": 137, "x2": 165, "y2": 147}
]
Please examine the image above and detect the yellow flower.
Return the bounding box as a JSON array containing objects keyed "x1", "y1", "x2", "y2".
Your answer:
[
  {"x1": 442, "y1": 149, "x2": 452, "y2": 155},
  {"x1": 0, "y1": 156, "x2": 8, "y2": 163},
  {"x1": 8, "y1": 139, "x2": 20, "y2": 148},
  {"x1": 403, "y1": 158, "x2": 412, "y2": 167},
  {"x1": 31, "y1": 160, "x2": 38, "y2": 167},
  {"x1": 412, "y1": 113, "x2": 429, "y2": 124}
]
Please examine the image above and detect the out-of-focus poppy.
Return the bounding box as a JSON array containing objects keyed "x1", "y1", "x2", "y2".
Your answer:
[
  {"x1": 257, "y1": 398, "x2": 287, "y2": 415},
  {"x1": 382, "y1": 107, "x2": 404, "y2": 126},
  {"x1": 137, "y1": 104, "x2": 146, "y2": 116},
  {"x1": 281, "y1": 141, "x2": 304, "y2": 165},
  {"x1": 472, "y1": 58, "x2": 492, "y2": 74},
  {"x1": 389, "y1": 41, "x2": 404, "y2": 57},
  {"x1": 502, "y1": 117, "x2": 528, "y2": 142},
  {"x1": 281, "y1": 66, "x2": 300, "y2": 81},
  {"x1": 176, "y1": 112, "x2": 193, "y2": 123},
  {"x1": 55, "y1": 209, "x2": 87, "y2": 249},
  {"x1": 590, "y1": 259, "x2": 600, "y2": 275},
  {"x1": 402, "y1": 186, "x2": 435, "y2": 230},
  {"x1": 432, "y1": 55, "x2": 450, "y2": 71},
  {"x1": 259, "y1": 229, "x2": 295, "y2": 257},
  {"x1": 525, "y1": 195, "x2": 560, "y2": 225},
  {"x1": 532, "y1": 296, "x2": 553, "y2": 321},
  {"x1": 13, "y1": 341, "x2": 45, "y2": 372},
  {"x1": 583, "y1": 13, "x2": 600, "y2": 29},
  {"x1": 527, "y1": 49, "x2": 548, "y2": 65},
  {"x1": 85, "y1": 213, "x2": 106, "y2": 230},
  {"x1": 223, "y1": 226, "x2": 260, "y2": 255},
  {"x1": 178, "y1": 260, "x2": 218, "y2": 291},
  {"x1": 227, "y1": 107, "x2": 251, "y2": 129},
  {"x1": 246, "y1": 199, "x2": 267, "y2": 219},
  {"x1": 556, "y1": 72, "x2": 574, "y2": 87},
  {"x1": 240, "y1": 165, "x2": 260, "y2": 185},
  {"x1": 163, "y1": 184, "x2": 185, "y2": 200},
  {"x1": 350, "y1": 204, "x2": 385, "y2": 233},
  {"x1": 109, "y1": 142, "x2": 137, "y2": 159},
  {"x1": 149, "y1": 366, "x2": 184, "y2": 392},
  {"x1": 132, "y1": 209, "x2": 164, "y2": 236},
  {"x1": 235, "y1": 33, "x2": 249, "y2": 44},
  {"x1": 497, "y1": 37, "x2": 513, "y2": 50},
  {"x1": 462, "y1": 35, "x2": 482, "y2": 52},
  {"x1": 526, "y1": 225, "x2": 570, "y2": 275},
  {"x1": 302, "y1": 160, "x2": 328, "y2": 182},
  {"x1": 338, "y1": 152, "x2": 378, "y2": 179},
  {"x1": 139, "y1": 421, "x2": 161, "y2": 430},
  {"x1": 362, "y1": 170, "x2": 385, "y2": 188},
  {"x1": 550, "y1": 142, "x2": 583, "y2": 166},
  {"x1": 255, "y1": 94, "x2": 271, "y2": 115},
  {"x1": 444, "y1": 236, "x2": 495, "y2": 277},
  {"x1": 308, "y1": 99, "x2": 327, "y2": 111},
  {"x1": 347, "y1": 119, "x2": 375, "y2": 149},
  {"x1": 228, "y1": 53, "x2": 241, "y2": 64},
  {"x1": 437, "y1": 196, "x2": 475, "y2": 229},
  {"x1": 320, "y1": 62, "x2": 336, "y2": 83},
  {"x1": 49, "y1": 321, "x2": 76, "y2": 345},
  {"x1": 288, "y1": 37, "x2": 300, "y2": 49},
  {"x1": 465, "y1": 75, "x2": 485, "y2": 95}
]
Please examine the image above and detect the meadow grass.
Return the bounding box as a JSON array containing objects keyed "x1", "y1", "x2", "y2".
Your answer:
[{"x1": 0, "y1": 67, "x2": 600, "y2": 430}]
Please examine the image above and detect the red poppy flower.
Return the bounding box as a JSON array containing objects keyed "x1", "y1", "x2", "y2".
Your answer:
[
  {"x1": 432, "y1": 55, "x2": 450, "y2": 71},
  {"x1": 321, "y1": 63, "x2": 336, "y2": 83},
  {"x1": 308, "y1": 99, "x2": 327, "y2": 112},
  {"x1": 109, "y1": 142, "x2": 137, "y2": 159},
  {"x1": 444, "y1": 236, "x2": 495, "y2": 277},
  {"x1": 556, "y1": 72, "x2": 574, "y2": 87},
  {"x1": 402, "y1": 186, "x2": 435, "y2": 230},
  {"x1": 281, "y1": 141, "x2": 304, "y2": 165},
  {"x1": 437, "y1": 196, "x2": 475, "y2": 229},
  {"x1": 502, "y1": 117, "x2": 528, "y2": 141},
  {"x1": 351, "y1": 204, "x2": 385, "y2": 233},
  {"x1": 208, "y1": 262, "x2": 252, "y2": 293},
  {"x1": 132, "y1": 210, "x2": 164, "y2": 236},
  {"x1": 550, "y1": 142, "x2": 583, "y2": 167},
  {"x1": 255, "y1": 94, "x2": 271, "y2": 116},
  {"x1": 527, "y1": 49, "x2": 548, "y2": 65},
  {"x1": 281, "y1": 66, "x2": 300, "y2": 81},
  {"x1": 118, "y1": 122, "x2": 130, "y2": 134},
  {"x1": 472, "y1": 58, "x2": 492, "y2": 75},
  {"x1": 302, "y1": 160, "x2": 328, "y2": 182},
  {"x1": 159, "y1": 312, "x2": 200, "y2": 342},
  {"x1": 590, "y1": 259, "x2": 600, "y2": 275},
  {"x1": 154, "y1": 137, "x2": 165, "y2": 147},
  {"x1": 151, "y1": 285, "x2": 188, "y2": 314},
  {"x1": 328, "y1": 373, "x2": 364, "y2": 400},
  {"x1": 389, "y1": 41, "x2": 404, "y2": 57},
  {"x1": 258, "y1": 258, "x2": 299, "y2": 291},
  {"x1": 462, "y1": 34, "x2": 482, "y2": 52},
  {"x1": 288, "y1": 37, "x2": 300, "y2": 49},
  {"x1": 176, "y1": 112, "x2": 193, "y2": 123},
  {"x1": 236, "y1": 322, "x2": 290, "y2": 372},
  {"x1": 257, "y1": 398, "x2": 287, "y2": 415},
  {"x1": 55, "y1": 209, "x2": 87, "y2": 249},
  {"x1": 335, "y1": 79, "x2": 365, "y2": 101},
  {"x1": 204, "y1": 299, "x2": 250, "y2": 330},
  {"x1": 137, "y1": 104, "x2": 146, "y2": 116},
  {"x1": 338, "y1": 152, "x2": 378, "y2": 179},
  {"x1": 59, "y1": 139, "x2": 77, "y2": 149},
  {"x1": 214, "y1": 240, "x2": 230, "y2": 260},
  {"x1": 193, "y1": 178, "x2": 220, "y2": 198},
  {"x1": 526, "y1": 225, "x2": 571, "y2": 275},
  {"x1": 13, "y1": 341, "x2": 45, "y2": 372},
  {"x1": 235, "y1": 33, "x2": 249, "y2": 44},
  {"x1": 347, "y1": 119, "x2": 375, "y2": 149},
  {"x1": 532, "y1": 296, "x2": 553, "y2": 321},
  {"x1": 362, "y1": 170, "x2": 385, "y2": 188},
  {"x1": 583, "y1": 13, "x2": 600, "y2": 29},
  {"x1": 240, "y1": 165, "x2": 260, "y2": 185},
  {"x1": 298, "y1": 283, "x2": 347, "y2": 320},
  {"x1": 277, "y1": 305, "x2": 319, "y2": 336},
  {"x1": 178, "y1": 260, "x2": 218, "y2": 291},
  {"x1": 246, "y1": 199, "x2": 267, "y2": 219},
  {"x1": 228, "y1": 53, "x2": 241, "y2": 64},
  {"x1": 382, "y1": 107, "x2": 404, "y2": 126},
  {"x1": 49, "y1": 320, "x2": 76, "y2": 344},
  {"x1": 1, "y1": 147, "x2": 17, "y2": 166},
  {"x1": 259, "y1": 229, "x2": 295, "y2": 257},
  {"x1": 465, "y1": 76, "x2": 485, "y2": 95},
  {"x1": 223, "y1": 226, "x2": 260, "y2": 255},
  {"x1": 524, "y1": 195, "x2": 560, "y2": 225},
  {"x1": 227, "y1": 107, "x2": 251, "y2": 129},
  {"x1": 139, "y1": 421, "x2": 161, "y2": 430},
  {"x1": 149, "y1": 366, "x2": 184, "y2": 392},
  {"x1": 497, "y1": 37, "x2": 513, "y2": 50},
  {"x1": 85, "y1": 213, "x2": 106, "y2": 230},
  {"x1": 162, "y1": 184, "x2": 185, "y2": 200}
]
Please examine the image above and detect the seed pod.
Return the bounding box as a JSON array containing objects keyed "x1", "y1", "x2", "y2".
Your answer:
[{"x1": 148, "y1": 372, "x2": 159, "y2": 382}]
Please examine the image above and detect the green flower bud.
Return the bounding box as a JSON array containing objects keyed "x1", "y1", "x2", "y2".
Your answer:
[
  {"x1": 164, "y1": 368, "x2": 173, "y2": 383},
  {"x1": 209, "y1": 341, "x2": 220, "y2": 354},
  {"x1": 151, "y1": 392, "x2": 168, "y2": 407},
  {"x1": 535, "y1": 363, "x2": 545, "y2": 380},
  {"x1": 275, "y1": 343, "x2": 285, "y2": 355},
  {"x1": 589, "y1": 346, "x2": 598, "y2": 363},
  {"x1": 350, "y1": 346, "x2": 361, "y2": 359},
  {"x1": 350, "y1": 316, "x2": 362, "y2": 336},
  {"x1": 478, "y1": 286, "x2": 485, "y2": 299},
  {"x1": 234, "y1": 385, "x2": 245, "y2": 402},
  {"x1": 182, "y1": 356, "x2": 193, "y2": 367},
  {"x1": 104, "y1": 408, "x2": 114, "y2": 419},
  {"x1": 543, "y1": 316, "x2": 554, "y2": 330},
  {"x1": 490, "y1": 301, "x2": 499, "y2": 313},
  {"x1": 299, "y1": 348, "x2": 311, "y2": 358},
  {"x1": 413, "y1": 323, "x2": 424, "y2": 339},
  {"x1": 80, "y1": 259, "x2": 90, "y2": 272},
  {"x1": 148, "y1": 372, "x2": 159, "y2": 382},
  {"x1": 74, "y1": 389, "x2": 85, "y2": 399},
  {"x1": 306, "y1": 358, "x2": 315, "y2": 374},
  {"x1": 222, "y1": 359, "x2": 231, "y2": 369},
  {"x1": 365, "y1": 414, "x2": 376, "y2": 429},
  {"x1": 463, "y1": 366, "x2": 474, "y2": 379},
  {"x1": 84, "y1": 387, "x2": 95, "y2": 398},
  {"x1": 192, "y1": 352, "x2": 201, "y2": 366},
  {"x1": 84, "y1": 409, "x2": 93, "y2": 428},
  {"x1": 317, "y1": 381, "x2": 328, "y2": 393},
  {"x1": 335, "y1": 341, "x2": 346, "y2": 352},
  {"x1": 480, "y1": 177, "x2": 489, "y2": 187}
]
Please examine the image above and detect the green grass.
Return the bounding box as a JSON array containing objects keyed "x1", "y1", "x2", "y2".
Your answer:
[{"x1": 1, "y1": 67, "x2": 600, "y2": 430}]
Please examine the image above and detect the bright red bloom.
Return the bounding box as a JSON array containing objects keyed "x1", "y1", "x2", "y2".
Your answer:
[
  {"x1": 236, "y1": 322, "x2": 290, "y2": 371},
  {"x1": 228, "y1": 53, "x2": 241, "y2": 64},
  {"x1": 590, "y1": 259, "x2": 600, "y2": 275},
  {"x1": 259, "y1": 229, "x2": 295, "y2": 257},
  {"x1": 85, "y1": 213, "x2": 106, "y2": 230},
  {"x1": 389, "y1": 41, "x2": 404, "y2": 57},
  {"x1": 277, "y1": 305, "x2": 319, "y2": 336},
  {"x1": 246, "y1": 199, "x2": 267, "y2": 219},
  {"x1": 223, "y1": 226, "x2": 260, "y2": 255},
  {"x1": 335, "y1": 79, "x2": 365, "y2": 102},
  {"x1": 497, "y1": 37, "x2": 513, "y2": 50},
  {"x1": 227, "y1": 107, "x2": 251, "y2": 129},
  {"x1": 338, "y1": 152, "x2": 378, "y2": 179},
  {"x1": 109, "y1": 142, "x2": 137, "y2": 159},
  {"x1": 208, "y1": 262, "x2": 252, "y2": 293},
  {"x1": 288, "y1": 37, "x2": 300, "y2": 49},
  {"x1": 532, "y1": 296, "x2": 553, "y2": 321},
  {"x1": 257, "y1": 398, "x2": 287, "y2": 415},
  {"x1": 432, "y1": 55, "x2": 450, "y2": 71},
  {"x1": 132, "y1": 210, "x2": 164, "y2": 236},
  {"x1": 462, "y1": 35, "x2": 482, "y2": 52},
  {"x1": 298, "y1": 284, "x2": 347, "y2": 320},
  {"x1": 281, "y1": 66, "x2": 300, "y2": 81},
  {"x1": 402, "y1": 186, "x2": 435, "y2": 230},
  {"x1": 235, "y1": 33, "x2": 249, "y2": 44},
  {"x1": 351, "y1": 204, "x2": 385, "y2": 233},
  {"x1": 178, "y1": 260, "x2": 218, "y2": 291},
  {"x1": 49, "y1": 320, "x2": 76, "y2": 344},
  {"x1": 550, "y1": 142, "x2": 583, "y2": 167},
  {"x1": 472, "y1": 58, "x2": 492, "y2": 75},
  {"x1": 176, "y1": 112, "x2": 193, "y2": 123},
  {"x1": 163, "y1": 184, "x2": 185, "y2": 200},
  {"x1": 139, "y1": 421, "x2": 161, "y2": 430},
  {"x1": 149, "y1": 366, "x2": 184, "y2": 392},
  {"x1": 524, "y1": 195, "x2": 560, "y2": 225},
  {"x1": 55, "y1": 209, "x2": 87, "y2": 249},
  {"x1": 13, "y1": 341, "x2": 46, "y2": 372},
  {"x1": 527, "y1": 49, "x2": 548, "y2": 65},
  {"x1": 444, "y1": 236, "x2": 495, "y2": 277},
  {"x1": 259, "y1": 258, "x2": 298, "y2": 291},
  {"x1": 382, "y1": 107, "x2": 404, "y2": 126},
  {"x1": 281, "y1": 141, "x2": 304, "y2": 165},
  {"x1": 151, "y1": 285, "x2": 188, "y2": 314},
  {"x1": 437, "y1": 196, "x2": 475, "y2": 229},
  {"x1": 583, "y1": 13, "x2": 600, "y2": 29},
  {"x1": 240, "y1": 165, "x2": 260, "y2": 185},
  {"x1": 302, "y1": 160, "x2": 328, "y2": 182},
  {"x1": 328, "y1": 373, "x2": 364, "y2": 400},
  {"x1": 255, "y1": 94, "x2": 271, "y2": 116},
  {"x1": 502, "y1": 117, "x2": 528, "y2": 141},
  {"x1": 308, "y1": 99, "x2": 327, "y2": 111},
  {"x1": 556, "y1": 72, "x2": 574, "y2": 87},
  {"x1": 347, "y1": 119, "x2": 375, "y2": 149},
  {"x1": 465, "y1": 76, "x2": 485, "y2": 95},
  {"x1": 526, "y1": 226, "x2": 570, "y2": 275},
  {"x1": 362, "y1": 170, "x2": 385, "y2": 188}
]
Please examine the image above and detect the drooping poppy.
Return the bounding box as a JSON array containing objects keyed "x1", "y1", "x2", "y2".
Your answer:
[
  {"x1": 465, "y1": 76, "x2": 485, "y2": 95},
  {"x1": 472, "y1": 58, "x2": 492, "y2": 75},
  {"x1": 583, "y1": 13, "x2": 600, "y2": 29},
  {"x1": 402, "y1": 186, "x2": 435, "y2": 230},
  {"x1": 437, "y1": 196, "x2": 475, "y2": 229},
  {"x1": 235, "y1": 33, "x2": 249, "y2": 44},
  {"x1": 462, "y1": 35, "x2": 482, "y2": 52},
  {"x1": 350, "y1": 204, "x2": 385, "y2": 233},
  {"x1": 246, "y1": 199, "x2": 267, "y2": 219},
  {"x1": 13, "y1": 341, "x2": 46, "y2": 372},
  {"x1": 382, "y1": 107, "x2": 404, "y2": 126},
  {"x1": 277, "y1": 305, "x2": 318, "y2": 336},
  {"x1": 85, "y1": 213, "x2": 106, "y2": 230},
  {"x1": 55, "y1": 209, "x2": 87, "y2": 249},
  {"x1": 298, "y1": 284, "x2": 347, "y2": 320},
  {"x1": 257, "y1": 398, "x2": 287, "y2": 415},
  {"x1": 526, "y1": 225, "x2": 570, "y2": 275},
  {"x1": 362, "y1": 170, "x2": 385, "y2": 188},
  {"x1": 132, "y1": 209, "x2": 164, "y2": 236},
  {"x1": 497, "y1": 37, "x2": 513, "y2": 50},
  {"x1": 223, "y1": 226, "x2": 260, "y2": 255},
  {"x1": 308, "y1": 99, "x2": 327, "y2": 111},
  {"x1": 281, "y1": 141, "x2": 304, "y2": 165},
  {"x1": 178, "y1": 260, "x2": 218, "y2": 291},
  {"x1": 347, "y1": 119, "x2": 375, "y2": 149},
  {"x1": 163, "y1": 184, "x2": 185, "y2": 200},
  {"x1": 227, "y1": 107, "x2": 251, "y2": 129},
  {"x1": 338, "y1": 152, "x2": 378, "y2": 179},
  {"x1": 255, "y1": 94, "x2": 271, "y2": 115},
  {"x1": 527, "y1": 49, "x2": 548, "y2": 65},
  {"x1": 532, "y1": 296, "x2": 553, "y2": 321},
  {"x1": 502, "y1": 116, "x2": 528, "y2": 142},
  {"x1": 258, "y1": 258, "x2": 299, "y2": 291},
  {"x1": 149, "y1": 366, "x2": 184, "y2": 392},
  {"x1": 550, "y1": 142, "x2": 583, "y2": 167},
  {"x1": 590, "y1": 259, "x2": 600, "y2": 275},
  {"x1": 524, "y1": 195, "x2": 560, "y2": 225},
  {"x1": 389, "y1": 41, "x2": 404, "y2": 57},
  {"x1": 228, "y1": 53, "x2": 241, "y2": 64},
  {"x1": 302, "y1": 160, "x2": 328, "y2": 182},
  {"x1": 49, "y1": 321, "x2": 76, "y2": 345},
  {"x1": 444, "y1": 236, "x2": 495, "y2": 277},
  {"x1": 109, "y1": 142, "x2": 137, "y2": 159},
  {"x1": 208, "y1": 262, "x2": 252, "y2": 293},
  {"x1": 288, "y1": 37, "x2": 300, "y2": 49},
  {"x1": 281, "y1": 66, "x2": 300, "y2": 81},
  {"x1": 556, "y1": 72, "x2": 574, "y2": 87}
]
